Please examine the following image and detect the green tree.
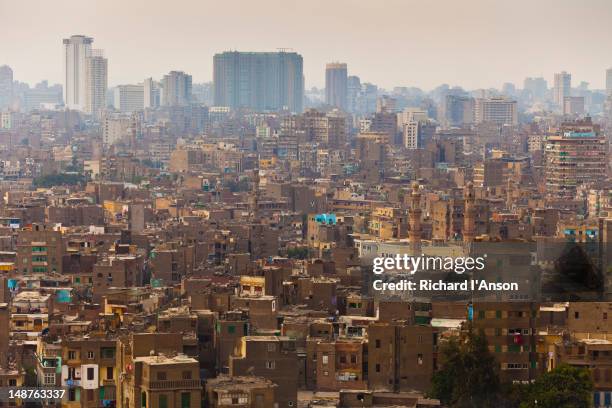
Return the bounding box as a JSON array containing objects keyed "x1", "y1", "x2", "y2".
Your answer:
[
  {"x1": 33, "y1": 173, "x2": 84, "y2": 188},
  {"x1": 519, "y1": 365, "x2": 593, "y2": 408},
  {"x1": 429, "y1": 329, "x2": 501, "y2": 407}
]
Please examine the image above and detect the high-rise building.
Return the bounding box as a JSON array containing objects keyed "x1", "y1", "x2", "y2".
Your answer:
[
  {"x1": 545, "y1": 118, "x2": 608, "y2": 198},
  {"x1": 84, "y1": 49, "x2": 107, "y2": 116},
  {"x1": 442, "y1": 94, "x2": 474, "y2": 127},
  {"x1": 553, "y1": 71, "x2": 571, "y2": 107},
  {"x1": 114, "y1": 84, "x2": 144, "y2": 113},
  {"x1": 474, "y1": 97, "x2": 518, "y2": 125},
  {"x1": 606, "y1": 67, "x2": 612, "y2": 96},
  {"x1": 63, "y1": 35, "x2": 93, "y2": 110},
  {"x1": 347, "y1": 75, "x2": 361, "y2": 114},
  {"x1": 213, "y1": 51, "x2": 304, "y2": 113},
  {"x1": 161, "y1": 71, "x2": 192, "y2": 106},
  {"x1": 325, "y1": 62, "x2": 347, "y2": 110},
  {"x1": 523, "y1": 77, "x2": 547, "y2": 100},
  {"x1": 143, "y1": 78, "x2": 160, "y2": 109},
  {"x1": 0, "y1": 65, "x2": 13, "y2": 110}
]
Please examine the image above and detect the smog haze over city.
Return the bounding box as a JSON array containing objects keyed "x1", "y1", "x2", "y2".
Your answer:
[{"x1": 2, "y1": 0, "x2": 612, "y2": 90}]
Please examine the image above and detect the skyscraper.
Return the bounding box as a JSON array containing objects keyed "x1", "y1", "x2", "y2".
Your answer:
[
  {"x1": 0, "y1": 65, "x2": 13, "y2": 110},
  {"x1": 325, "y1": 62, "x2": 347, "y2": 110},
  {"x1": 143, "y1": 78, "x2": 160, "y2": 109},
  {"x1": 63, "y1": 35, "x2": 93, "y2": 110},
  {"x1": 553, "y1": 71, "x2": 571, "y2": 107},
  {"x1": 347, "y1": 76, "x2": 361, "y2": 114},
  {"x1": 606, "y1": 67, "x2": 612, "y2": 96},
  {"x1": 84, "y1": 49, "x2": 107, "y2": 116},
  {"x1": 523, "y1": 77, "x2": 547, "y2": 100},
  {"x1": 213, "y1": 51, "x2": 304, "y2": 113},
  {"x1": 161, "y1": 71, "x2": 192, "y2": 106}
]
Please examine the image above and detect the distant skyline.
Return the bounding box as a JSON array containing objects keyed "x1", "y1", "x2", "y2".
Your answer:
[{"x1": 1, "y1": 0, "x2": 612, "y2": 90}]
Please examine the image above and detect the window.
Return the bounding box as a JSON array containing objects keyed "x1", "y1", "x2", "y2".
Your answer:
[
  {"x1": 339, "y1": 355, "x2": 346, "y2": 364},
  {"x1": 68, "y1": 350, "x2": 77, "y2": 360},
  {"x1": 87, "y1": 389, "x2": 94, "y2": 401},
  {"x1": 375, "y1": 364, "x2": 380, "y2": 373},
  {"x1": 159, "y1": 395, "x2": 168, "y2": 408},
  {"x1": 141, "y1": 392, "x2": 146, "y2": 408},
  {"x1": 350, "y1": 354, "x2": 357, "y2": 364},
  {"x1": 495, "y1": 310, "x2": 502, "y2": 319},
  {"x1": 228, "y1": 325, "x2": 236, "y2": 334},
  {"x1": 267, "y1": 343, "x2": 276, "y2": 352},
  {"x1": 8, "y1": 379, "x2": 16, "y2": 387},
  {"x1": 157, "y1": 371, "x2": 167, "y2": 381},
  {"x1": 417, "y1": 353, "x2": 423, "y2": 365},
  {"x1": 605, "y1": 313, "x2": 608, "y2": 320},
  {"x1": 182, "y1": 370, "x2": 192, "y2": 380},
  {"x1": 44, "y1": 373, "x2": 55, "y2": 385},
  {"x1": 106, "y1": 367, "x2": 113, "y2": 380},
  {"x1": 322, "y1": 355, "x2": 328, "y2": 365},
  {"x1": 87, "y1": 351, "x2": 94, "y2": 359},
  {"x1": 375, "y1": 339, "x2": 381, "y2": 348},
  {"x1": 87, "y1": 367, "x2": 94, "y2": 381},
  {"x1": 265, "y1": 361, "x2": 275, "y2": 369},
  {"x1": 575, "y1": 311, "x2": 580, "y2": 319}
]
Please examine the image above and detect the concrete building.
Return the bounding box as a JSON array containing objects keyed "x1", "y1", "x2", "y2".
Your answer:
[
  {"x1": 213, "y1": 51, "x2": 304, "y2": 113},
  {"x1": 84, "y1": 49, "x2": 107, "y2": 116},
  {"x1": 16, "y1": 224, "x2": 63, "y2": 274},
  {"x1": 553, "y1": 71, "x2": 571, "y2": 107},
  {"x1": 563, "y1": 96, "x2": 585, "y2": 115},
  {"x1": 131, "y1": 354, "x2": 202, "y2": 408},
  {"x1": 325, "y1": 62, "x2": 348, "y2": 110},
  {"x1": 23, "y1": 81, "x2": 63, "y2": 111},
  {"x1": 442, "y1": 94, "x2": 474, "y2": 127},
  {"x1": 474, "y1": 97, "x2": 518, "y2": 125},
  {"x1": 144, "y1": 77, "x2": 160, "y2": 109},
  {"x1": 0, "y1": 65, "x2": 13, "y2": 110},
  {"x1": 161, "y1": 71, "x2": 192, "y2": 107},
  {"x1": 472, "y1": 302, "x2": 538, "y2": 383},
  {"x1": 367, "y1": 322, "x2": 437, "y2": 392},
  {"x1": 63, "y1": 35, "x2": 94, "y2": 110},
  {"x1": 545, "y1": 118, "x2": 608, "y2": 198},
  {"x1": 114, "y1": 84, "x2": 144, "y2": 113},
  {"x1": 206, "y1": 375, "x2": 278, "y2": 408},
  {"x1": 229, "y1": 336, "x2": 298, "y2": 408}
]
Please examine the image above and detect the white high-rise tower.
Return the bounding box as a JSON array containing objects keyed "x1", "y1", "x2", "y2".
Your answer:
[{"x1": 63, "y1": 35, "x2": 93, "y2": 110}]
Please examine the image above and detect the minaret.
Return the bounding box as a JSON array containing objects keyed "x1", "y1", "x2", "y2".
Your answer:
[
  {"x1": 463, "y1": 182, "x2": 476, "y2": 243},
  {"x1": 408, "y1": 182, "x2": 422, "y2": 253},
  {"x1": 250, "y1": 169, "x2": 260, "y2": 220}
]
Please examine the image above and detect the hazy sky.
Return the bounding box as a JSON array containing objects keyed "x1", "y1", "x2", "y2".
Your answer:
[{"x1": 2, "y1": 0, "x2": 612, "y2": 90}]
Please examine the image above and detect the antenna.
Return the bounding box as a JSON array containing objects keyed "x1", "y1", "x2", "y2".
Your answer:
[{"x1": 277, "y1": 48, "x2": 293, "y2": 53}]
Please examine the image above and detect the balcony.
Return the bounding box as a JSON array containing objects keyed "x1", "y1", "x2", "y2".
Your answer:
[{"x1": 147, "y1": 379, "x2": 202, "y2": 390}]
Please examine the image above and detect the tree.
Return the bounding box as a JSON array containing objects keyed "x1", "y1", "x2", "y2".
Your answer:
[
  {"x1": 519, "y1": 365, "x2": 593, "y2": 408},
  {"x1": 33, "y1": 173, "x2": 84, "y2": 188},
  {"x1": 429, "y1": 329, "x2": 501, "y2": 407}
]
